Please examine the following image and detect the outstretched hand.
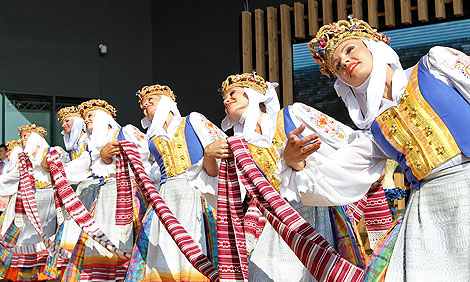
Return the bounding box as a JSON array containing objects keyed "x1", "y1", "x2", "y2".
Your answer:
[
  {"x1": 100, "y1": 141, "x2": 121, "y2": 164},
  {"x1": 283, "y1": 123, "x2": 321, "y2": 171}
]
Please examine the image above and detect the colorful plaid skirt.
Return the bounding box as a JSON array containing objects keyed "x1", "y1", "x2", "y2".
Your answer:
[
  {"x1": 61, "y1": 177, "x2": 134, "y2": 282},
  {"x1": 0, "y1": 187, "x2": 59, "y2": 281}
]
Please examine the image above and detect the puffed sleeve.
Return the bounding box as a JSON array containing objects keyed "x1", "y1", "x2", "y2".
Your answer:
[
  {"x1": 184, "y1": 112, "x2": 227, "y2": 198},
  {"x1": 63, "y1": 152, "x2": 91, "y2": 185},
  {"x1": 424, "y1": 46, "x2": 470, "y2": 103},
  {"x1": 276, "y1": 103, "x2": 387, "y2": 205},
  {"x1": 0, "y1": 167, "x2": 20, "y2": 196}
]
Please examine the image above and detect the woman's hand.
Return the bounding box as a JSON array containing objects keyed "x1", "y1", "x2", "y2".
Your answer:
[
  {"x1": 204, "y1": 139, "x2": 233, "y2": 160},
  {"x1": 41, "y1": 156, "x2": 50, "y2": 173},
  {"x1": 203, "y1": 139, "x2": 233, "y2": 177},
  {"x1": 100, "y1": 141, "x2": 121, "y2": 164},
  {"x1": 284, "y1": 123, "x2": 321, "y2": 171}
]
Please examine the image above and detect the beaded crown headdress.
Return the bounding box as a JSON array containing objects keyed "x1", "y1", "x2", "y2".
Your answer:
[
  {"x1": 79, "y1": 99, "x2": 117, "y2": 119},
  {"x1": 220, "y1": 72, "x2": 268, "y2": 96},
  {"x1": 136, "y1": 84, "x2": 176, "y2": 109},
  {"x1": 57, "y1": 106, "x2": 81, "y2": 123},
  {"x1": 308, "y1": 17, "x2": 390, "y2": 78},
  {"x1": 6, "y1": 140, "x2": 22, "y2": 151},
  {"x1": 17, "y1": 124, "x2": 47, "y2": 138}
]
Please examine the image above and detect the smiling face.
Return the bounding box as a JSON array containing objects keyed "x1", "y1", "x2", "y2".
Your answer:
[
  {"x1": 223, "y1": 87, "x2": 249, "y2": 122},
  {"x1": 142, "y1": 94, "x2": 161, "y2": 121},
  {"x1": 20, "y1": 132, "x2": 31, "y2": 147},
  {"x1": 62, "y1": 117, "x2": 74, "y2": 135},
  {"x1": 84, "y1": 111, "x2": 96, "y2": 133},
  {"x1": 331, "y1": 39, "x2": 373, "y2": 87}
]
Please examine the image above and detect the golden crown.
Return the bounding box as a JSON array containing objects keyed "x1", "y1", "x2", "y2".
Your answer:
[
  {"x1": 17, "y1": 124, "x2": 47, "y2": 138},
  {"x1": 6, "y1": 140, "x2": 22, "y2": 151},
  {"x1": 136, "y1": 84, "x2": 176, "y2": 109},
  {"x1": 220, "y1": 72, "x2": 268, "y2": 95},
  {"x1": 79, "y1": 99, "x2": 117, "y2": 119},
  {"x1": 57, "y1": 106, "x2": 81, "y2": 123},
  {"x1": 308, "y1": 17, "x2": 390, "y2": 78}
]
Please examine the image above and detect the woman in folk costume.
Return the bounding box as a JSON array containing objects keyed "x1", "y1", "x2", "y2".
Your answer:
[
  {"x1": 0, "y1": 140, "x2": 23, "y2": 199},
  {"x1": 61, "y1": 99, "x2": 149, "y2": 281},
  {"x1": 309, "y1": 17, "x2": 470, "y2": 281},
  {"x1": 125, "y1": 84, "x2": 226, "y2": 282},
  {"x1": 57, "y1": 105, "x2": 87, "y2": 161},
  {"x1": 0, "y1": 125, "x2": 61, "y2": 281},
  {"x1": 219, "y1": 73, "x2": 383, "y2": 282}
]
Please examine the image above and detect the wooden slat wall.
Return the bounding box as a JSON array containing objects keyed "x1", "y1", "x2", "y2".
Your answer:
[
  {"x1": 241, "y1": 11, "x2": 252, "y2": 73},
  {"x1": 307, "y1": 0, "x2": 319, "y2": 36},
  {"x1": 267, "y1": 7, "x2": 279, "y2": 84},
  {"x1": 255, "y1": 9, "x2": 266, "y2": 78},
  {"x1": 240, "y1": 0, "x2": 468, "y2": 107},
  {"x1": 280, "y1": 4, "x2": 293, "y2": 106}
]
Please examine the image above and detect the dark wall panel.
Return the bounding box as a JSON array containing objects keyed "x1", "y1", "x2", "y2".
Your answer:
[
  {"x1": 0, "y1": 0, "x2": 153, "y2": 127},
  {"x1": 151, "y1": 1, "x2": 243, "y2": 127}
]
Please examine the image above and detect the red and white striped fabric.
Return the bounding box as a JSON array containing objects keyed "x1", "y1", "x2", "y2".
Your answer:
[
  {"x1": 118, "y1": 140, "x2": 219, "y2": 282},
  {"x1": 217, "y1": 157, "x2": 248, "y2": 281},
  {"x1": 218, "y1": 136, "x2": 365, "y2": 282},
  {"x1": 12, "y1": 153, "x2": 71, "y2": 260},
  {"x1": 46, "y1": 149, "x2": 131, "y2": 260},
  {"x1": 115, "y1": 152, "x2": 134, "y2": 226},
  {"x1": 348, "y1": 185, "x2": 393, "y2": 232}
]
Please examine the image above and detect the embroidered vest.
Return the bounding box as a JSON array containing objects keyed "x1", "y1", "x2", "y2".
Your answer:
[
  {"x1": 247, "y1": 107, "x2": 300, "y2": 191},
  {"x1": 149, "y1": 117, "x2": 204, "y2": 184},
  {"x1": 69, "y1": 142, "x2": 88, "y2": 160},
  {"x1": 371, "y1": 58, "x2": 470, "y2": 189}
]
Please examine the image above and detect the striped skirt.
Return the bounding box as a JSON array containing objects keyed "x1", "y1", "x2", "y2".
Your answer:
[
  {"x1": 384, "y1": 162, "x2": 470, "y2": 282},
  {"x1": 125, "y1": 176, "x2": 213, "y2": 282},
  {"x1": 61, "y1": 177, "x2": 134, "y2": 282},
  {"x1": 248, "y1": 202, "x2": 335, "y2": 282}
]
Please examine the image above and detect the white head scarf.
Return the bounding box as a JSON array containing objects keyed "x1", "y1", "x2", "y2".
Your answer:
[
  {"x1": 86, "y1": 109, "x2": 121, "y2": 152},
  {"x1": 221, "y1": 82, "x2": 280, "y2": 148},
  {"x1": 334, "y1": 39, "x2": 403, "y2": 129},
  {"x1": 62, "y1": 116, "x2": 86, "y2": 151},
  {"x1": 23, "y1": 132, "x2": 49, "y2": 157},
  {"x1": 5, "y1": 145, "x2": 22, "y2": 173},
  {"x1": 141, "y1": 95, "x2": 181, "y2": 139},
  {"x1": 23, "y1": 132, "x2": 50, "y2": 182}
]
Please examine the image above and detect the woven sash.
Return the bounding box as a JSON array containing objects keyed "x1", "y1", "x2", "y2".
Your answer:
[
  {"x1": 348, "y1": 185, "x2": 393, "y2": 233},
  {"x1": 115, "y1": 152, "x2": 134, "y2": 226},
  {"x1": 46, "y1": 149, "x2": 131, "y2": 260},
  {"x1": 11, "y1": 153, "x2": 71, "y2": 260},
  {"x1": 118, "y1": 140, "x2": 219, "y2": 282},
  {"x1": 218, "y1": 136, "x2": 364, "y2": 282}
]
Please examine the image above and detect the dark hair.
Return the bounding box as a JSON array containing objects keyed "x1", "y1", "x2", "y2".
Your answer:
[
  {"x1": 0, "y1": 144, "x2": 6, "y2": 151},
  {"x1": 259, "y1": 103, "x2": 266, "y2": 113}
]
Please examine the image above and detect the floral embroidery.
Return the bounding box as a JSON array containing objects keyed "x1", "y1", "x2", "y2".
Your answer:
[
  {"x1": 454, "y1": 58, "x2": 470, "y2": 79},
  {"x1": 196, "y1": 113, "x2": 224, "y2": 140},
  {"x1": 300, "y1": 104, "x2": 346, "y2": 141},
  {"x1": 131, "y1": 125, "x2": 145, "y2": 141}
]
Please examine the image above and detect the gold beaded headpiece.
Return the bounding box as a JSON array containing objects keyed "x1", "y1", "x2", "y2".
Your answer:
[
  {"x1": 17, "y1": 124, "x2": 47, "y2": 138},
  {"x1": 220, "y1": 72, "x2": 268, "y2": 96},
  {"x1": 308, "y1": 17, "x2": 390, "y2": 78},
  {"x1": 6, "y1": 140, "x2": 22, "y2": 151},
  {"x1": 57, "y1": 106, "x2": 81, "y2": 123},
  {"x1": 79, "y1": 99, "x2": 117, "y2": 119},
  {"x1": 136, "y1": 84, "x2": 176, "y2": 109}
]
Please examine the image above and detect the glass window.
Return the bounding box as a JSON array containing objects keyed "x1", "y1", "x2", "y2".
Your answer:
[{"x1": 1, "y1": 93, "x2": 86, "y2": 147}]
